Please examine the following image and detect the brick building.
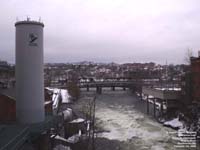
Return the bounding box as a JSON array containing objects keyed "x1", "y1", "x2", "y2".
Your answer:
[
  {"x1": 0, "y1": 88, "x2": 53, "y2": 123},
  {"x1": 191, "y1": 56, "x2": 200, "y2": 103},
  {"x1": 0, "y1": 94, "x2": 16, "y2": 122}
]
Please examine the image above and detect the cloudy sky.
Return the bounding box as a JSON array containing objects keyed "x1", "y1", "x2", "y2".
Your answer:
[{"x1": 1, "y1": 0, "x2": 200, "y2": 64}]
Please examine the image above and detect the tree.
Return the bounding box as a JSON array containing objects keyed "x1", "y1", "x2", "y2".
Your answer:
[
  {"x1": 184, "y1": 48, "x2": 193, "y2": 65},
  {"x1": 67, "y1": 81, "x2": 80, "y2": 101}
]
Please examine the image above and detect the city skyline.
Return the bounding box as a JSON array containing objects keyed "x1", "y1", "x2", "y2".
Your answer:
[{"x1": 1, "y1": 0, "x2": 200, "y2": 64}]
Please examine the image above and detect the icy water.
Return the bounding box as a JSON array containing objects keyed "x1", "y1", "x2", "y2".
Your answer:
[{"x1": 81, "y1": 88, "x2": 189, "y2": 150}]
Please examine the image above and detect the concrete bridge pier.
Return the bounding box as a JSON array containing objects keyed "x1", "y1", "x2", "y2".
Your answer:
[
  {"x1": 146, "y1": 95, "x2": 149, "y2": 114},
  {"x1": 153, "y1": 98, "x2": 156, "y2": 118},
  {"x1": 140, "y1": 92, "x2": 143, "y2": 100},
  {"x1": 160, "y1": 100, "x2": 163, "y2": 117},
  {"x1": 111, "y1": 86, "x2": 115, "y2": 91},
  {"x1": 96, "y1": 86, "x2": 102, "y2": 94},
  {"x1": 86, "y1": 85, "x2": 89, "y2": 92}
]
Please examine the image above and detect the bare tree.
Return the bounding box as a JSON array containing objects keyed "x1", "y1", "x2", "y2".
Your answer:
[
  {"x1": 184, "y1": 48, "x2": 193, "y2": 65},
  {"x1": 67, "y1": 81, "x2": 80, "y2": 101}
]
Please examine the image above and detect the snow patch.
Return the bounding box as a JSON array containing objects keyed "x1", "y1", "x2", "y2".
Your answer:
[
  {"x1": 70, "y1": 118, "x2": 85, "y2": 123},
  {"x1": 46, "y1": 87, "x2": 71, "y2": 110},
  {"x1": 44, "y1": 101, "x2": 52, "y2": 105},
  {"x1": 164, "y1": 118, "x2": 183, "y2": 129},
  {"x1": 52, "y1": 134, "x2": 80, "y2": 144}
]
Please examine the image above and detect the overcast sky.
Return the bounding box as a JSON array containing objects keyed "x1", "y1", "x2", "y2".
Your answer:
[{"x1": 1, "y1": 0, "x2": 200, "y2": 64}]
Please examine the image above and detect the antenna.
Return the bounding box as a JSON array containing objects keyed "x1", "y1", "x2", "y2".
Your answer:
[{"x1": 165, "y1": 59, "x2": 167, "y2": 77}]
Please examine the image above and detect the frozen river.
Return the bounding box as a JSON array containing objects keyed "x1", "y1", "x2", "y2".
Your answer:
[{"x1": 84, "y1": 89, "x2": 184, "y2": 150}]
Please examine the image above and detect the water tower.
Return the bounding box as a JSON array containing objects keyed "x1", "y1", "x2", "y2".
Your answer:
[{"x1": 15, "y1": 18, "x2": 45, "y2": 123}]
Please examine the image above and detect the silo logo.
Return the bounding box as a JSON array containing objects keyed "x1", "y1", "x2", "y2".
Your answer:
[{"x1": 29, "y1": 33, "x2": 38, "y2": 46}]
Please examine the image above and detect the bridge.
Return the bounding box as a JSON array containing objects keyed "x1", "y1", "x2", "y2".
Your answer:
[
  {"x1": 55, "y1": 78, "x2": 180, "y2": 94},
  {"x1": 55, "y1": 78, "x2": 169, "y2": 94},
  {"x1": 79, "y1": 80, "x2": 138, "y2": 94}
]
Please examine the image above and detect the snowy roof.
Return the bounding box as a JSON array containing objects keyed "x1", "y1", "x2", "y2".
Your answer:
[
  {"x1": 155, "y1": 87, "x2": 181, "y2": 91},
  {"x1": 70, "y1": 118, "x2": 85, "y2": 124},
  {"x1": 52, "y1": 89, "x2": 61, "y2": 109},
  {"x1": 44, "y1": 101, "x2": 52, "y2": 105},
  {"x1": 60, "y1": 89, "x2": 71, "y2": 103},
  {"x1": 52, "y1": 134, "x2": 80, "y2": 144},
  {"x1": 62, "y1": 109, "x2": 72, "y2": 120},
  {"x1": 45, "y1": 87, "x2": 71, "y2": 110}
]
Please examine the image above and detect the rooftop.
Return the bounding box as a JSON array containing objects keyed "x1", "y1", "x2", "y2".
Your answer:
[{"x1": 15, "y1": 17, "x2": 44, "y2": 27}]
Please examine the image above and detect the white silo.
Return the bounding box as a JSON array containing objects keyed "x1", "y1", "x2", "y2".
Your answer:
[{"x1": 15, "y1": 18, "x2": 45, "y2": 123}]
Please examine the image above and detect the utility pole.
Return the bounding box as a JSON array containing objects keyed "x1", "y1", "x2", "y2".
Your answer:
[{"x1": 92, "y1": 96, "x2": 96, "y2": 150}]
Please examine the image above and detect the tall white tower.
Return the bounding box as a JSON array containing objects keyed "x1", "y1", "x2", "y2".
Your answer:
[{"x1": 15, "y1": 19, "x2": 45, "y2": 123}]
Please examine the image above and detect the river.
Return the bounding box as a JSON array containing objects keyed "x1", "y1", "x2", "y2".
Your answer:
[{"x1": 79, "y1": 88, "x2": 191, "y2": 150}]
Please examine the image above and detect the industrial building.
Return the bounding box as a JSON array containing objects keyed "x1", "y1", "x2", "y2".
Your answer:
[
  {"x1": 191, "y1": 54, "x2": 200, "y2": 103},
  {"x1": 142, "y1": 87, "x2": 181, "y2": 119}
]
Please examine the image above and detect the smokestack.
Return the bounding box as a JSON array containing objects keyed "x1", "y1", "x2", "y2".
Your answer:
[{"x1": 15, "y1": 19, "x2": 45, "y2": 123}]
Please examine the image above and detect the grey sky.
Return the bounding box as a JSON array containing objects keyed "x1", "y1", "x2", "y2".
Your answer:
[{"x1": 1, "y1": 0, "x2": 200, "y2": 64}]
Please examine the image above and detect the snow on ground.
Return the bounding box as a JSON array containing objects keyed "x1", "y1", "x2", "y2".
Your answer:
[{"x1": 164, "y1": 118, "x2": 183, "y2": 129}]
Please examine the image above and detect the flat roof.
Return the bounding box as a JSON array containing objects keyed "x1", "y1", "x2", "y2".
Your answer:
[
  {"x1": 142, "y1": 87, "x2": 181, "y2": 100},
  {"x1": 15, "y1": 21, "x2": 44, "y2": 27}
]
